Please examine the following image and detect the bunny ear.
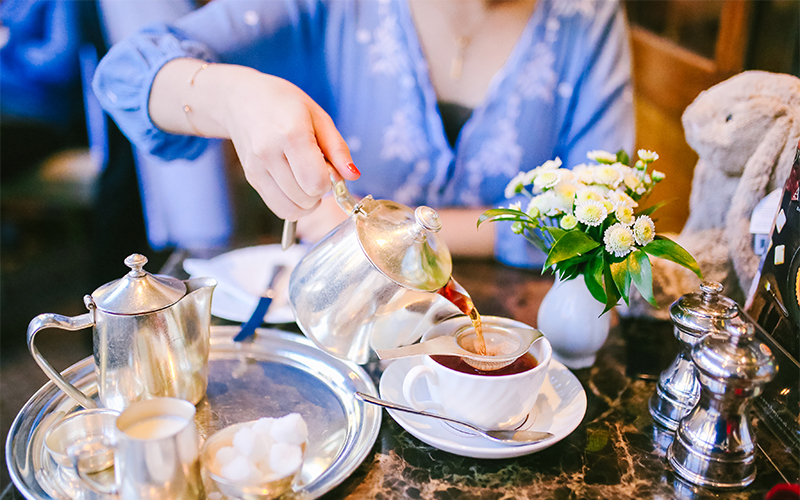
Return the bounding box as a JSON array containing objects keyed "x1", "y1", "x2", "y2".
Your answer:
[{"x1": 725, "y1": 115, "x2": 794, "y2": 293}]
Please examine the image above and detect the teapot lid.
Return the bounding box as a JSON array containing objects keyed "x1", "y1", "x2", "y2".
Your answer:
[
  {"x1": 669, "y1": 281, "x2": 739, "y2": 335},
  {"x1": 90, "y1": 254, "x2": 186, "y2": 314},
  {"x1": 355, "y1": 198, "x2": 452, "y2": 291}
]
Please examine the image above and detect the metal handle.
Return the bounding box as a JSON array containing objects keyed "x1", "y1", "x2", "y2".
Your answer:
[
  {"x1": 69, "y1": 440, "x2": 118, "y2": 495},
  {"x1": 27, "y1": 313, "x2": 97, "y2": 409},
  {"x1": 281, "y1": 162, "x2": 359, "y2": 250}
]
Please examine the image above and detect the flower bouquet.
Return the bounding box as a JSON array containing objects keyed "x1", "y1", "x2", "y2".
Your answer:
[{"x1": 478, "y1": 149, "x2": 703, "y2": 313}]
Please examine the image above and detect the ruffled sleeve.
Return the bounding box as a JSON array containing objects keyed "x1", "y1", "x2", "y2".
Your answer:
[{"x1": 92, "y1": 23, "x2": 219, "y2": 161}]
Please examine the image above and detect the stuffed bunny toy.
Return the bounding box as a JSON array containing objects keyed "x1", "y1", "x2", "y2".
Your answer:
[{"x1": 622, "y1": 70, "x2": 800, "y2": 319}]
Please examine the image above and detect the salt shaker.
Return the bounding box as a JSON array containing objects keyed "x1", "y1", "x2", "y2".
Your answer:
[
  {"x1": 649, "y1": 281, "x2": 739, "y2": 430},
  {"x1": 667, "y1": 319, "x2": 777, "y2": 489}
]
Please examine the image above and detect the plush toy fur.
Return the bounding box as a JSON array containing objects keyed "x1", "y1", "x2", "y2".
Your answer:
[{"x1": 621, "y1": 70, "x2": 800, "y2": 319}]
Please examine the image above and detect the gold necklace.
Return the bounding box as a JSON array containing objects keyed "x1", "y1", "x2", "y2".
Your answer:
[{"x1": 450, "y1": 35, "x2": 471, "y2": 80}]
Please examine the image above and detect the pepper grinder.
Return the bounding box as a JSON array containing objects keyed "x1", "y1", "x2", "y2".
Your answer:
[
  {"x1": 649, "y1": 281, "x2": 739, "y2": 430},
  {"x1": 667, "y1": 319, "x2": 777, "y2": 489}
]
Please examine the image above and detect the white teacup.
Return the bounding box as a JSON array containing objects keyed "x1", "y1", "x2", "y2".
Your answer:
[{"x1": 402, "y1": 316, "x2": 551, "y2": 430}]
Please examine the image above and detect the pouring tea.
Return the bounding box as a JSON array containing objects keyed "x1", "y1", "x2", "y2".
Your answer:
[
  {"x1": 288, "y1": 169, "x2": 488, "y2": 364},
  {"x1": 27, "y1": 254, "x2": 216, "y2": 411}
]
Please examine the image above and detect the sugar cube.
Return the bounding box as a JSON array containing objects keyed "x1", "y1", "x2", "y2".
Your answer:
[
  {"x1": 220, "y1": 455, "x2": 255, "y2": 482},
  {"x1": 232, "y1": 426, "x2": 256, "y2": 457},
  {"x1": 269, "y1": 442, "x2": 303, "y2": 478},
  {"x1": 270, "y1": 413, "x2": 308, "y2": 446}
]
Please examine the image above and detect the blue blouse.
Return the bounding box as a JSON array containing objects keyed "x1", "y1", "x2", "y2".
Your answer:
[{"x1": 93, "y1": 0, "x2": 634, "y2": 267}]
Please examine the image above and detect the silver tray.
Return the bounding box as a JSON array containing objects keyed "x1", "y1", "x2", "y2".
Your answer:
[{"x1": 6, "y1": 327, "x2": 381, "y2": 499}]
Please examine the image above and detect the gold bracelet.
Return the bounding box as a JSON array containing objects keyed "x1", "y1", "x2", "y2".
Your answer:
[{"x1": 183, "y1": 62, "x2": 212, "y2": 136}]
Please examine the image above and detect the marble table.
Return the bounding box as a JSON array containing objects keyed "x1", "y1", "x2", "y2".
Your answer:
[{"x1": 5, "y1": 253, "x2": 797, "y2": 499}]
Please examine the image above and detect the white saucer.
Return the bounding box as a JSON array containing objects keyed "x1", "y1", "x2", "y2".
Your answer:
[
  {"x1": 183, "y1": 244, "x2": 308, "y2": 323},
  {"x1": 379, "y1": 357, "x2": 587, "y2": 459}
]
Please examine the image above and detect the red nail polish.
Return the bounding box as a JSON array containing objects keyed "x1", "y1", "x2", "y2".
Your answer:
[{"x1": 346, "y1": 162, "x2": 360, "y2": 175}]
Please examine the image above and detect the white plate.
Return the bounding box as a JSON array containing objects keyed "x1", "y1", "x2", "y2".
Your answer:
[
  {"x1": 379, "y1": 357, "x2": 587, "y2": 458},
  {"x1": 183, "y1": 244, "x2": 308, "y2": 323}
]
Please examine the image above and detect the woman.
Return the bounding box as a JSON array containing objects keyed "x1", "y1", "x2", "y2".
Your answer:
[{"x1": 93, "y1": 0, "x2": 633, "y2": 266}]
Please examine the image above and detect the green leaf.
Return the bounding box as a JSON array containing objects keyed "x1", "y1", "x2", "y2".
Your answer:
[
  {"x1": 602, "y1": 256, "x2": 621, "y2": 314},
  {"x1": 628, "y1": 249, "x2": 657, "y2": 307},
  {"x1": 477, "y1": 208, "x2": 531, "y2": 227},
  {"x1": 638, "y1": 199, "x2": 672, "y2": 217},
  {"x1": 544, "y1": 231, "x2": 600, "y2": 269},
  {"x1": 616, "y1": 149, "x2": 630, "y2": 166},
  {"x1": 610, "y1": 259, "x2": 631, "y2": 305},
  {"x1": 543, "y1": 226, "x2": 568, "y2": 242},
  {"x1": 559, "y1": 263, "x2": 581, "y2": 282},
  {"x1": 584, "y1": 253, "x2": 607, "y2": 304},
  {"x1": 642, "y1": 237, "x2": 703, "y2": 279}
]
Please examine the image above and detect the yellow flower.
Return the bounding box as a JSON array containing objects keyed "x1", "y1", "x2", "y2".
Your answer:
[
  {"x1": 575, "y1": 200, "x2": 608, "y2": 227},
  {"x1": 560, "y1": 214, "x2": 578, "y2": 230},
  {"x1": 603, "y1": 223, "x2": 636, "y2": 257},
  {"x1": 633, "y1": 215, "x2": 656, "y2": 245}
]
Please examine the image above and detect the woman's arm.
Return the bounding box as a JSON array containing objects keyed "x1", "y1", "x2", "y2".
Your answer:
[{"x1": 147, "y1": 58, "x2": 359, "y2": 221}]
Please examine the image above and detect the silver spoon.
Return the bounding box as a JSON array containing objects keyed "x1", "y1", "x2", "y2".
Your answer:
[{"x1": 355, "y1": 392, "x2": 553, "y2": 446}]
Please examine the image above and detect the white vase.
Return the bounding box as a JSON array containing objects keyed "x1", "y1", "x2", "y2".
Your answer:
[{"x1": 536, "y1": 275, "x2": 611, "y2": 369}]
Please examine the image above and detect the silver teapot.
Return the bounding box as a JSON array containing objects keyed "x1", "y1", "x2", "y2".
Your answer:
[
  {"x1": 288, "y1": 173, "x2": 460, "y2": 364},
  {"x1": 27, "y1": 254, "x2": 216, "y2": 411}
]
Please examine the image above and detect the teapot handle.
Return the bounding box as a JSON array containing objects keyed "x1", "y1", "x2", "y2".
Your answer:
[
  {"x1": 329, "y1": 166, "x2": 358, "y2": 215},
  {"x1": 281, "y1": 162, "x2": 359, "y2": 250},
  {"x1": 27, "y1": 312, "x2": 98, "y2": 409}
]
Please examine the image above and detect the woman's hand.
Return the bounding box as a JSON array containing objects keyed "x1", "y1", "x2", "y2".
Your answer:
[{"x1": 149, "y1": 59, "x2": 360, "y2": 221}]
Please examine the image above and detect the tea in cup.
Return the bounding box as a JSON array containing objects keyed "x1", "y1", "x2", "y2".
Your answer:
[
  {"x1": 69, "y1": 397, "x2": 203, "y2": 500},
  {"x1": 402, "y1": 316, "x2": 551, "y2": 430}
]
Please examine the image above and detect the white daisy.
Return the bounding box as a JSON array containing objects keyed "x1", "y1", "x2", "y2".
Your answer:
[
  {"x1": 587, "y1": 150, "x2": 617, "y2": 164},
  {"x1": 615, "y1": 206, "x2": 635, "y2": 225},
  {"x1": 576, "y1": 187, "x2": 604, "y2": 204},
  {"x1": 633, "y1": 215, "x2": 656, "y2": 245},
  {"x1": 504, "y1": 172, "x2": 526, "y2": 199},
  {"x1": 608, "y1": 190, "x2": 638, "y2": 209},
  {"x1": 533, "y1": 171, "x2": 561, "y2": 191},
  {"x1": 575, "y1": 200, "x2": 608, "y2": 227},
  {"x1": 559, "y1": 214, "x2": 578, "y2": 230},
  {"x1": 594, "y1": 166, "x2": 622, "y2": 187},
  {"x1": 603, "y1": 223, "x2": 636, "y2": 257},
  {"x1": 540, "y1": 157, "x2": 563, "y2": 170},
  {"x1": 652, "y1": 170, "x2": 666, "y2": 182},
  {"x1": 638, "y1": 149, "x2": 659, "y2": 162}
]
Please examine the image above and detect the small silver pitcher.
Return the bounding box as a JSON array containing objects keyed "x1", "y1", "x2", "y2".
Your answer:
[
  {"x1": 668, "y1": 319, "x2": 777, "y2": 489},
  {"x1": 649, "y1": 281, "x2": 739, "y2": 430},
  {"x1": 28, "y1": 254, "x2": 216, "y2": 411}
]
